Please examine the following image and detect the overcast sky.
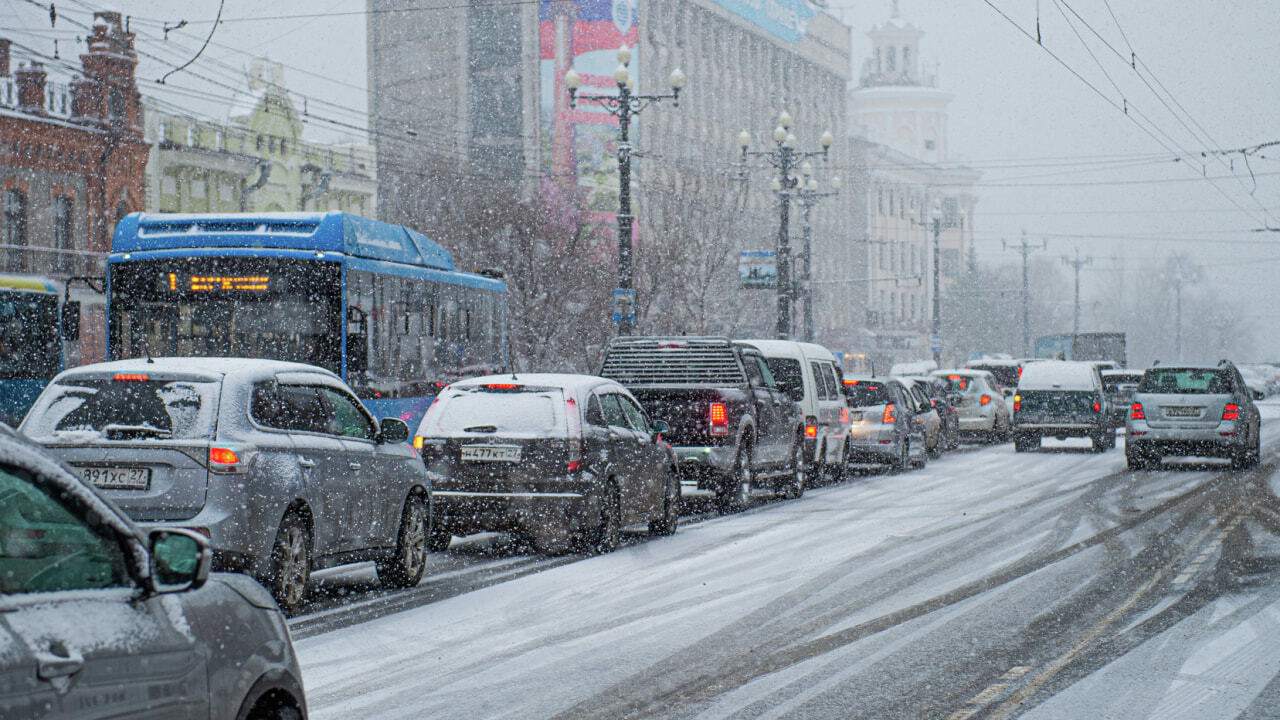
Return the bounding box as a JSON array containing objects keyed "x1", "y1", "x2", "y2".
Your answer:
[{"x1": 4, "y1": 0, "x2": 1278, "y2": 354}]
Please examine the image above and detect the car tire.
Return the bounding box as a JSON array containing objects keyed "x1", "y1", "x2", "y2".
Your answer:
[
  {"x1": 1090, "y1": 431, "x2": 1109, "y2": 453},
  {"x1": 580, "y1": 484, "x2": 621, "y2": 554},
  {"x1": 831, "y1": 440, "x2": 850, "y2": 483},
  {"x1": 1103, "y1": 429, "x2": 1117, "y2": 450},
  {"x1": 377, "y1": 494, "x2": 430, "y2": 589},
  {"x1": 892, "y1": 439, "x2": 910, "y2": 473},
  {"x1": 426, "y1": 526, "x2": 453, "y2": 552},
  {"x1": 716, "y1": 447, "x2": 754, "y2": 514},
  {"x1": 1232, "y1": 440, "x2": 1251, "y2": 470},
  {"x1": 913, "y1": 443, "x2": 928, "y2": 469},
  {"x1": 1250, "y1": 428, "x2": 1262, "y2": 467},
  {"x1": 649, "y1": 467, "x2": 680, "y2": 537},
  {"x1": 266, "y1": 512, "x2": 310, "y2": 616},
  {"x1": 1014, "y1": 435, "x2": 1035, "y2": 453},
  {"x1": 781, "y1": 441, "x2": 807, "y2": 500}
]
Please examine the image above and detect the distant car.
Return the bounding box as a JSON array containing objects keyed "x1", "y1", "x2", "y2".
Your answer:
[
  {"x1": 414, "y1": 374, "x2": 680, "y2": 555},
  {"x1": 1126, "y1": 362, "x2": 1261, "y2": 470},
  {"x1": 20, "y1": 358, "x2": 429, "y2": 614},
  {"x1": 922, "y1": 376, "x2": 961, "y2": 451},
  {"x1": 0, "y1": 425, "x2": 306, "y2": 719},
  {"x1": 741, "y1": 339, "x2": 852, "y2": 484},
  {"x1": 1100, "y1": 369, "x2": 1143, "y2": 426},
  {"x1": 1011, "y1": 360, "x2": 1114, "y2": 452},
  {"x1": 930, "y1": 369, "x2": 1013, "y2": 443},
  {"x1": 841, "y1": 376, "x2": 928, "y2": 471},
  {"x1": 897, "y1": 376, "x2": 943, "y2": 456},
  {"x1": 964, "y1": 358, "x2": 1022, "y2": 393}
]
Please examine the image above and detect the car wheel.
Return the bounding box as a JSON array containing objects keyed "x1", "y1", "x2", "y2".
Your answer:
[
  {"x1": 913, "y1": 442, "x2": 928, "y2": 469},
  {"x1": 892, "y1": 439, "x2": 910, "y2": 473},
  {"x1": 377, "y1": 494, "x2": 429, "y2": 589},
  {"x1": 426, "y1": 525, "x2": 453, "y2": 552},
  {"x1": 716, "y1": 448, "x2": 754, "y2": 514},
  {"x1": 1014, "y1": 435, "x2": 1035, "y2": 453},
  {"x1": 266, "y1": 513, "x2": 310, "y2": 615},
  {"x1": 831, "y1": 440, "x2": 849, "y2": 483},
  {"x1": 1232, "y1": 441, "x2": 1251, "y2": 470},
  {"x1": 1251, "y1": 429, "x2": 1262, "y2": 467},
  {"x1": 649, "y1": 467, "x2": 680, "y2": 537},
  {"x1": 577, "y1": 484, "x2": 621, "y2": 554},
  {"x1": 781, "y1": 441, "x2": 807, "y2": 500}
]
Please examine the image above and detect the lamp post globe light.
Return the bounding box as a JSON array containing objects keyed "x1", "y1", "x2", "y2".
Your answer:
[
  {"x1": 796, "y1": 174, "x2": 840, "y2": 343},
  {"x1": 566, "y1": 46, "x2": 685, "y2": 335},
  {"x1": 740, "y1": 114, "x2": 834, "y2": 340}
]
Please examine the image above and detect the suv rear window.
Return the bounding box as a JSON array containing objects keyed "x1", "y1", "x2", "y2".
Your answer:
[
  {"x1": 967, "y1": 364, "x2": 1019, "y2": 389},
  {"x1": 843, "y1": 381, "x2": 891, "y2": 407},
  {"x1": 23, "y1": 377, "x2": 220, "y2": 441},
  {"x1": 426, "y1": 386, "x2": 565, "y2": 433},
  {"x1": 937, "y1": 375, "x2": 986, "y2": 394},
  {"x1": 1138, "y1": 368, "x2": 1232, "y2": 395}
]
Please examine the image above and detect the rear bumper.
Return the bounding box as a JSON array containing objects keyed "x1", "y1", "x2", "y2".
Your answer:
[
  {"x1": 673, "y1": 445, "x2": 737, "y2": 483},
  {"x1": 1014, "y1": 423, "x2": 1098, "y2": 439},
  {"x1": 956, "y1": 409, "x2": 996, "y2": 431},
  {"x1": 846, "y1": 426, "x2": 901, "y2": 462},
  {"x1": 433, "y1": 484, "x2": 599, "y2": 536},
  {"x1": 1127, "y1": 421, "x2": 1245, "y2": 455}
]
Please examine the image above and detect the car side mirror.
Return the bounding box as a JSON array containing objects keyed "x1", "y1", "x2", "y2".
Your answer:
[
  {"x1": 1002, "y1": 388, "x2": 1014, "y2": 398},
  {"x1": 347, "y1": 333, "x2": 369, "y2": 373},
  {"x1": 380, "y1": 417, "x2": 410, "y2": 444},
  {"x1": 651, "y1": 420, "x2": 670, "y2": 434},
  {"x1": 148, "y1": 528, "x2": 211, "y2": 594},
  {"x1": 1253, "y1": 390, "x2": 1265, "y2": 401},
  {"x1": 60, "y1": 300, "x2": 80, "y2": 341}
]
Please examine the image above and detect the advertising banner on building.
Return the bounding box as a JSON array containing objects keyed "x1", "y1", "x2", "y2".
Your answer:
[
  {"x1": 540, "y1": 0, "x2": 640, "y2": 238},
  {"x1": 739, "y1": 251, "x2": 777, "y2": 289},
  {"x1": 705, "y1": 0, "x2": 817, "y2": 42}
]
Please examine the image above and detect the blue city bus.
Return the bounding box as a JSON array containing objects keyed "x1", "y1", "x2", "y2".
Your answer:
[
  {"x1": 107, "y1": 212, "x2": 508, "y2": 430},
  {"x1": 0, "y1": 274, "x2": 68, "y2": 427}
]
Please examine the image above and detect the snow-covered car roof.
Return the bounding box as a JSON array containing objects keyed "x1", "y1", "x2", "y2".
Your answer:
[
  {"x1": 1017, "y1": 361, "x2": 1099, "y2": 391},
  {"x1": 448, "y1": 373, "x2": 621, "y2": 393},
  {"x1": 50, "y1": 357, "x2": 339, "y2": 384},
  {"x1": 737, "y1": 339, "x2": 837, "y2": 362}
]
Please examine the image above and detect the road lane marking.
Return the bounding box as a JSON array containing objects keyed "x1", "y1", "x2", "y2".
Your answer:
[{"x1": 944, "y1": 666, "x2": 1033, "y2": 720}]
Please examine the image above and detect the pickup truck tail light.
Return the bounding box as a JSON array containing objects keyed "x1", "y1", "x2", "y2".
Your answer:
[
  {"x1": 1013, "y1": 394, "x2": 1022, "y2": 412},
  {"x1": 1222, "y1": 403, "x2": 1240, "y2": 421},
  {"x1": 709, "y1": 403, "x2": 729, "y2": 436},
  {"x1": 804, "y1": 416, "x2": 818, "y2": 439},
  {"x1": 882, "y1": 403, "x2": 896, "y2": 425},
  {"x1": 566, "y1": 397, "x2": 583, "y2": 472},
  {"x1": 1092, "y1": 401, "x2": 1101, "y2": 413},
  {"x1": 1131, "y1": 402, "x2": 1145, "y2": 420}
]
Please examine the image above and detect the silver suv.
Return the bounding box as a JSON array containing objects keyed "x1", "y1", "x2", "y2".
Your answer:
[
  {"x1": 1126, "y1": 362, "x2": 1262, "y2": 470},
  {"x1": 21, "y1": 357, "x2": 431, "y2": 613}
]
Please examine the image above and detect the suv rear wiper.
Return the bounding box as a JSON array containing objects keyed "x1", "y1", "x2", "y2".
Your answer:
[
  {"x1": 462, "y1": 425, "x2": 498, "y2": 433},
  {"x1": 104, "y1": 424, "x2": 174, "y2": 440}
]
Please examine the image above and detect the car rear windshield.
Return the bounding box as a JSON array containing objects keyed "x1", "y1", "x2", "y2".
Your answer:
[
  {"x1": 23, "y1": 377, "x2": 220, "y2": 441},
  {"x1": 937, "y1": 375, "x2": 985, "y2": 394},
  {"x1": 764, "y1": 358, "x2": 803, "y2": 399},
  {"x1": 426, "y1": 386, "x2": 565, "y2": 434},
  {"x1": 1138, "y1": 369, "x2": 1232, "y2": 395},
  {"x1": 843, "y1": 381, "x2": 891, "y2": 407},
  {"x1": 968, "y1": 365, "x2": 1019, "y2": 388}
]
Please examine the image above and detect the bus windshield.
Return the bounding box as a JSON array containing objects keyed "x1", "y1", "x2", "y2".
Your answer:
[
  {"x1": 109, "y1": 257, "x2": 342, "y2": 375},
  {"x1": 0, "y1": 291, "x2": 60, "y2": 380}
]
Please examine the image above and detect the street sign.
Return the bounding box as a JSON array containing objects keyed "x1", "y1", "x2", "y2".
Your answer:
[
  {"x1": 930, "y1": 334, "x2": 943, "y2": 353},
  {"x1": 738, "y1": 251, "x2": 777, "y2": 289},
  {"x1": 612, "y1": 288, "x2": 635, "y2": 324}
]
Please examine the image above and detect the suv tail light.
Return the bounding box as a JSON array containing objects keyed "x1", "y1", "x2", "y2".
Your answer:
[
  {"x1": 209, "y1": 446, "x2": 247, "y2": 474},
  {"x1": 882, "y1": 403, "x2": 896, "y2": 425},
  {"x1": 1013, "y1": 394, "x2": 1021, "y2": 412},
  {"x1": 979, "y1": 395, "x2": 992, "y2": 406},
  {"x1": 1092, "y1": 401, "x2": 1101, "y2": 413},
  {"x1": 1131, "y1": 402, "x2": 1145, "y2": 420},
  {"x1": 566, "y1": 397, "x2": 583, "y2": 472},
  {"x1": 709, "y1": 402, "x2": 728, "y2": 436},
  {"x1": 804, "y1": 416, "x2": 818, "y2": 439},
  {"x1": 1222, "y1": 403, "x2": 1240, "y2": 421}
]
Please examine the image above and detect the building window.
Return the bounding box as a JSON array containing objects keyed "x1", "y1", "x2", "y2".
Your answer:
[
  {"x1": 888, "y1": 191, "x2": 894, "y2": 216},
  {"x1": 924, "y1": 139, "x2": 935, "y2": 150},
  {"x1": 887, "y1": 46, "x2": 896, "y2": 72},
  {"x1": 52, "y1": 195, "x2": 72, "y2": 272},
  {"x1": 902, "y1": 47, "x2": 911, "y2": 73},
  {"x1": 4, "y1": 189, "x2": 26, "y2": 248},
  {"x1": 874, "y1": 47, "x2": 881, "y2": 73}
]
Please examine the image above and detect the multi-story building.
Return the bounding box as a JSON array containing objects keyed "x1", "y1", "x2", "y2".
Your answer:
[
  {"x1": 0, "y1": 12, "x2": 150, "y2": 363},
  {"x1": 368, "y1": 0, "x2": 855, "y2": 342},
  {"x1": 145, "y1": 59, "x2": 377, "y2": 216},
  {"x1": 846, "y1": 6, "x2": 979, "y2": 367}
]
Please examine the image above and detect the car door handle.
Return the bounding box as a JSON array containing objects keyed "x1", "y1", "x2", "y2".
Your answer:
[
  {"x1": 348, "y1": 462, "x2": 362, "y2": 470},
  {"x1": 297, "y1": 457, "x2": 315, "y2": 468},
  {"x1": 36, "y1": 644, "x2": 83, "y2": 680}
]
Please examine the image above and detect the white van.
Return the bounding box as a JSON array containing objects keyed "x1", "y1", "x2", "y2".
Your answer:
[{"x1": 740, "y1": 340, "x2": 852, "y2": 482}]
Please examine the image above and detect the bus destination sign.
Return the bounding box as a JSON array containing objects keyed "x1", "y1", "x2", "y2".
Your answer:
[{"x1": 165, "y1": 273, "x2": 271, "y2": 292}]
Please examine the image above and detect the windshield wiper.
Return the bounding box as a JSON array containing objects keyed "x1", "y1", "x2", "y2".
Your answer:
[
  {"x1": 104, "y1": 424, "x2": 173, "y2": 440},
  {"x1": 462, "y1": 425, "x2": 498, "y2": 433}
]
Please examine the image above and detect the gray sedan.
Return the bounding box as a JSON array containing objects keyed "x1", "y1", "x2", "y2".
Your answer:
[
  {"x1": 0, "y1": 425, "x2": 306, "y2": 719},
  {"x1": 21, "y1": 357, "x2": 431, "y2": 614}
]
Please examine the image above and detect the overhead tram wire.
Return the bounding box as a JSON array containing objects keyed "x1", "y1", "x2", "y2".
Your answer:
[{"x1": 980, "y1": 0, "x2": 1269, "y2": 229}]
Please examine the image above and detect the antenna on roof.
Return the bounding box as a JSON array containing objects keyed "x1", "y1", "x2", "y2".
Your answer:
[{"x1": 144, "y1": 341, "x2": 154, "y2": 364}]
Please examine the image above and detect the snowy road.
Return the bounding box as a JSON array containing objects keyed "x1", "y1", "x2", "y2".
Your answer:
[{"x1": 294, "y1": 402, "x2": 1280, "y2": 719}]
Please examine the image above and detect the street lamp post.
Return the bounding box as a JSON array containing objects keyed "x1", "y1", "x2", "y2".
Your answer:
[
  {"x1": 796, "y1": 172, "x2": 840, "y2": 343},
  {"x1": 739, "y1": 114, "x2": 834, "y2": 340},
  {"x1": 565, "y1": 47, "x2": 685, "y2": 336}
]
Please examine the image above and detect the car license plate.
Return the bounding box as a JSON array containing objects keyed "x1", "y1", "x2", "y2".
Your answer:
[
  {"x1": 81, "y1": 466, "x2": 151, "y2": 490},
  {"x1": 849, "y1": 411, "x2": 863, "y2": 422},
  {"x1": 460, "y1": 445, "x2": 522, "y2": 462},
  {"x1": 1165, "y1": 406, "x2": 1201, "y2": 417}
]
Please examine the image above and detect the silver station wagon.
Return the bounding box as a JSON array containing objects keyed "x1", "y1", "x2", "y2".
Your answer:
[{"x1": 21, "y1": 357, "x2": 431, "y2": 614}]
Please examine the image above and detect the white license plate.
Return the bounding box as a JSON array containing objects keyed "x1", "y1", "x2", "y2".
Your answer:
[
  {"x1": 849, "y1": 412, "x2": 864, "y2": 422},
  {"x1": 81, "y1": 466, "x2": 151, "y2": 490},
  {"x1": 460, "y1": 445, "x2": 522, "y2": 462},
  {"x1": 1165, "y1": 407, "x2": 1201, "y2": 417}
]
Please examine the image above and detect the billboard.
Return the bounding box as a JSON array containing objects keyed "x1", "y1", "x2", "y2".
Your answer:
[{"x1": 739, "y1": 251, "x2": 777, "y2": 289}]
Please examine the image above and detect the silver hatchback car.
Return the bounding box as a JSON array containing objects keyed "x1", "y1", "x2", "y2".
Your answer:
[
  {"x1": 1126, "y1": 362, "x2": 1262, "y2": 470},
  {"x1": 0, "y1": 425, "x2": 306, "y2": 719},
  {"x1": 21, "y1": 357, "x2": 431, "y2": 614}
]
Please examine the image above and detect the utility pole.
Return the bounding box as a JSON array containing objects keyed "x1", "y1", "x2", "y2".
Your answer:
[
  {"x1": 796, "y1": 173, "x2": 840, "y2": 342},
  {"x1": 1003, "y1": 231, "x2": 1045, "y2": 357},
  {"x1": 1062, "y1": 248, "x2": 1092, "y2": 340}
]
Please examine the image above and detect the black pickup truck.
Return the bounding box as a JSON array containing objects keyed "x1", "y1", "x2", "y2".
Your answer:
[{"x1": 598, "y1": 336, "x2": 806, "y2": 513}]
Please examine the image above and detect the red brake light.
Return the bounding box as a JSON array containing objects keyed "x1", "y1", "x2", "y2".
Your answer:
[
  {"x1": 804, "y1": 423, "x2": 818, "y2": 438},
  {"x1": 566, "y1": 396, "x2": 583, "y2": 472},
  {"x1": 485, "y1": 383, "x2": 520, "y2": 390},
  {"x1": 1223, "y1": 403, "x2": 1240, "y2": 421},
  {"x1": 843, "y1": 378, "x2": 859, "y2": 385},
  {"x1": 1131, "y1": 402, "x2": 1145, "y2": 420},
  {"x1": 1092, "y1": 401, "x2": 1101, "y2": 413},
  {"x1": 980, "y1": 395, "x2": 992, "y2": 406},
  {"x1": 839, "y1": 407, "x2": 850, "y2": 423},
  {"x1": 882, "y1": 403, "x2": 896, "y2": 424},
  {"x1": 209, "y1": 447, "x2": 239, "y2": 465},
  {"x1": 113, "y1": 373, "x2": 149, "y2": 382},
  {"x1": 709, "y1": 403, "x2": 729, "y2": 436},
  {"x1": 1017, "y1": 366, "x2": 1023, "y2": 377},
  {"x1": 1013, "y1": 394, "x2": 1021, "y2": 412},
  {"x1": 930, "y1": 398, "x2": 938, "y2": 408}
]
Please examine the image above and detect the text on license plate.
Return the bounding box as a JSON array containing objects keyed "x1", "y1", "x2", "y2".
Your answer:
[
  {"x1": 1165, "y1": 407, "x2": 1201, "y2": 417},
  {"x1": 81, "y1": 466, "x2": 151, "y2": 490},
  {"x1": 460, "y1": 445, "x2": 522, "y2": 462}
]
